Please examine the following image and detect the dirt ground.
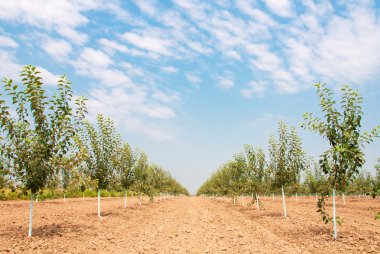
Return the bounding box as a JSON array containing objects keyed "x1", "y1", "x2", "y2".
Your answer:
[{"x1": 0, "y1": 195, "x2": 379, "y2": 253}]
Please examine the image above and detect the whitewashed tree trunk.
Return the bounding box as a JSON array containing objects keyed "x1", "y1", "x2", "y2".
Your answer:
[
  {"x1": 282, "y1": 186, "x2": 287, "y2": 218},
  {"x1": 28, "y1": 192, "x2": 34, "y2": 237},
  {"x1": 256, "y1": 194, "x2": 260, "y2": 210},
  {"x1": 332, "y1": 188, "x2": 337, "y2": 239},
  {"x1": 64, "y1": 193, "x2": 66, "y2": 203},
  {"x1": 342, "y1": 193, "x2": 346, "y2": 205},
  {"x1": 124, "y1": 192, "x2": 127, "y2": 208}
]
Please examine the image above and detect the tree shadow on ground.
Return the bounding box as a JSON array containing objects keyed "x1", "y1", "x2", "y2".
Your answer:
[
  {"x1": 245, "y1": 211, "x2": 283, "y2": 219},
  {"x1": 0, "y1": 222, "x2": 94, "y2": 239}
]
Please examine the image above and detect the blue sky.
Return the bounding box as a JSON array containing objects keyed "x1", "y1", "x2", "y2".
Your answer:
[{"x1": 1, "y1": 0, "x2": 380, "y2": 193}]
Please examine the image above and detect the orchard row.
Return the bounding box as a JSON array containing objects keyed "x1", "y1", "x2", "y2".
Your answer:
[
  {"x1": 197, "y1": 83, "x2": 380, "y2": 239},
  {"x1": 0, "y1": 66, "x2": 189, "y2": 236}
]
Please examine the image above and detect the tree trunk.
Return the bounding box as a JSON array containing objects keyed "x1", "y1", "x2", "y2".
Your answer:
[
  {"x1": 124, "y1": 192, "x2": 127, "y2": 209},
  {"x1": 256, "y1": 194, "x2": 260, "y2": 210},
  {"x1": 282, "y1": 185, "x2": 287, "y2": 217},
  {"x1": 332, "y1": 188, "x2": 337, "y2": 239},
  {"x1": 28, "y1": 191, "x2": 34, "y2": 237}
]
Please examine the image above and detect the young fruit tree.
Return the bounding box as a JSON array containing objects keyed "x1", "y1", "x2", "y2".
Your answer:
[
  {"x1": 243, "y1": 144, "x2": 266, "y2": 208},
  {"x1": 79, "y1": 114, "x2": 121, "y2": 217},
  {"x1": 0, "y1": 65, "x2": 87, "y2": 236},
  {"x1": 268, "y1": 121, "x2": 306, "y2": 217},
  {"x1": 302, "y1": 83, "x2": 380, "y2": 239}
]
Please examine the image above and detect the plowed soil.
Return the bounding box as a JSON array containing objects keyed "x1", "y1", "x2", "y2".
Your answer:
[{"x1": 0, "y1": 195, "x2": 379, "y2": 253}]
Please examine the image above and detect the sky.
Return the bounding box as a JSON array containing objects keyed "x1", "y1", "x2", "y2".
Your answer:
[{"x1": 1, "y1": 0, "x2": 380, "y2": 194}]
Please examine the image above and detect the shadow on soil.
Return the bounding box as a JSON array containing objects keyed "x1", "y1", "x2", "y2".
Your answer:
[{"x1": 0, "y1": 222, "x2": 94, "y2": 239}]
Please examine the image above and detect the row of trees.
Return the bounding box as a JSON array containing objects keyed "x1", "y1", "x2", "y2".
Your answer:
[
  {"x1": 196, "y1": 121, "x2": 309, "y2": 196},
  {"x1": 0, "y1": 66, "x2": 188, "y2": 236},
  {"x1": 197, "y1": 83, "x2": 379, "y2": 239}
]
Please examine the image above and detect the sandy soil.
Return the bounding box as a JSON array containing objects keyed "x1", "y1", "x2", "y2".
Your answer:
[{"x1": 0, "y1": 195, "x2": 379, "y2": 253}]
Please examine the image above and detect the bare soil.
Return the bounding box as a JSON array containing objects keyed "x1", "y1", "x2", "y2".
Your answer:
[{"x1": 0, "y1": 195, "x2": 379, "y2": 253}]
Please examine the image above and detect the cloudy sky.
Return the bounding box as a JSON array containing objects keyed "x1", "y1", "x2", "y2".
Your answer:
[{"x1": 1, "y1": 0, "x2": 380, "y2": 193}]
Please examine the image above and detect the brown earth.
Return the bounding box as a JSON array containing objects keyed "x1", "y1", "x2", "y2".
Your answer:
[{"x1": 0, "y1": 195, "x2": 379, "y2": 253}]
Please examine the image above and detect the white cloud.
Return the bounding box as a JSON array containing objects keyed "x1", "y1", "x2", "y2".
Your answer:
[
  {"x1": 56, "y1": 26, "x2": 88, "y2": 45},
  {"x1": 72, "y1": 47, "x2": 133, "y2": 88},
  {"x1": 152, "y1": 90, "x2": 180, "y2": 103},
  {"x1": 0, "y1": 35, "x2": 18, "y2": 48},
  {"x1": 42, "y1": 38, "x2": 72, "y2": 62},
  {"x1": 263, "y1": 0, "x2": 293, "y2": 18},
  {"x1": 122, "y1": 31, "x2": 173, "y2": 56},
  {"x1": 0, "y1": 0, "x2": 88, "y2": 44},
  {"x1": 0, "y1": 50, "x2": 21, "y2": 80},
  {"x1": 241, "y1": 81, "x2": 267, "y2": 98},
  {"x1": 2, "y1": 0, "x2": 380, "y2": 106},
  {"x1": 247, "y1": 43, "x2": 282, "y2": 72},
  {"x1": 76, "y1": 48, "x2": 113, "y2": 68},
  {"x1": 161, "y1": 66, "x2": 178, "y2": 74},
  {"x1": 0, "y1": 0, "x2": 130, "y2": 45},
  {"x1": 98, "y1": 38, "x2": 129, "y2": 54},
  {"x1": 311, "y1": 7, "x2": 380, "y2": 85},
  {"x1": 86, "y1": 87, "x2": 176, "y2": 140},
  {"x1": 0, "y1": 50, "x2": 60, "y2": 86},
  {"x1": 186, "y1": 73, "x2": 201, "y2": 84},
  {"x1": 218, "y1": 78, "x2": 234, "y2": 90},
  {"x1": 121, "y1": 62, "x2": 144, "y2": 77},
  {"x1": 98, "y1": 38, "x2": 160, "y2": 59},
  {"x1": 225, "y1": 50, "x2": 242, "y2": 61},
  {"x1": 186, "y1": 40, "x2": 213, "y2": 55},
  {"x1": 70, "y1": 47, "x2": 178, "y2": 140},
  {"x1": 278, "y1": 2, "x2": 380, "y2": 91},
  {"x1": 37, "y1": 66, "x2": 60, "y2": 85},
  {"x1": 0, "y1": 50, "x2": 59, "y2": 85},
  {"x1": 133, "y1": 0, "x2": 158, "y2": 16},
  {"x1": 237, "y1": 0, "x2": 276, "y2": 25}
]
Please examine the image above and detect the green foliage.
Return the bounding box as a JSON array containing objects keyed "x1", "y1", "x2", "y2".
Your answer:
[
  {"x1": 79, "y1": 114, "x2": 122, "y2": 190},
  {"x1": 302, "y1": 83, "x2": 379, "y2": 229},
  {"x1": 302, "y1": 83, "x2": 379, "y2": 190},
  {"x1": 0, "y1": 65, "x2": 87, "y2": 193},
  {"x1": 132, "y1": 151, "x2": 151, "y2": 196},
  {"x1": 119, "y1": 142, "x2": 137, "y2": 190},
  {"x1": 346, "y1": 170, "x2": 375, "y2": 195},
  {"x1": 0, "y1": 65, "x2": 189, "y2": 201},
  {"x1": 303, "y1": 159, "x2": 330, "y2": 194},
  {"x1": 78, "y1": 115, "x2": 188, "y2": 196},
  {"x1": 375, "y1": 212, "x2": 380, "y2": 220},
  {"x1": 316, "y1": 195, "x2": 342, "y2": 225},
  {"x1": 269, "y1": 122, "x2": 306, "y2": 189},
  {"x1": 197, "y1": 123, "x2": 307, "y2": 197}
]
